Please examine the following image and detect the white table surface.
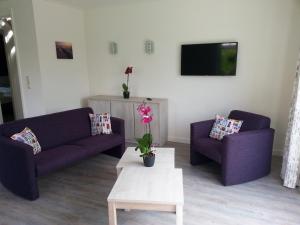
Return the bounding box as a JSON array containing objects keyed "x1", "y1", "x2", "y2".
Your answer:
[
  {"x1": 108, "y1": 167, "x2": 184, "y2": 205},
  {"x1": 116, "y1": 147, "x2": 175, "y2": 175}
]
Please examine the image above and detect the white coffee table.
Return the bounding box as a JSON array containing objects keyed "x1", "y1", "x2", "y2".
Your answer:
[
  {"x1": 107, "y1": 167, "x2": 184, "y2": 225},
  {"x1": 116, "y1": 147, "x2": 175, "y2": 175}
]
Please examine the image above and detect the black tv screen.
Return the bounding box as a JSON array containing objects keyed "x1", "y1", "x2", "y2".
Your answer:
[{"x1": 181, "y1": 42, "x2": 238, "y2": 76}]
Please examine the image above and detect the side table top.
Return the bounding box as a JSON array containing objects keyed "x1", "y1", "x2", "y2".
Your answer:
[{"x1": 116, "y1": 147, "x2": 175, "y2": 170}]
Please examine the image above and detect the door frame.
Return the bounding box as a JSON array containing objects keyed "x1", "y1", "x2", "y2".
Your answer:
[{"x1": 0, "y1": 10, "x2": 24, "y2": 121}]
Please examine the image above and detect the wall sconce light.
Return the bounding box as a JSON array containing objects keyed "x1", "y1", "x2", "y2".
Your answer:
[
  {"x1": 109, "y1": 42, "x2": 118, "y2": 55},
  {"x1": 145, "y1": 40, "x2": 154, "y2": 54}
]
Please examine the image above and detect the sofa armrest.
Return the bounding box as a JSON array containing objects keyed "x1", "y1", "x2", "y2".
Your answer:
[
  {"x1": 0, "y1": 136, "x2": 39, "y2": 200},
  {"x1": 103, "y1": 117, "x2": 125, "y2": 158},
  {"x1": 111, "y1": 117, "x2": 125, "y2": 138},
  {"x1": 221, "y1": 128, "x2": 275, "y2": 185},
  {"x1": 191, "y1": 119, "x2": 215, "y2": 141}
]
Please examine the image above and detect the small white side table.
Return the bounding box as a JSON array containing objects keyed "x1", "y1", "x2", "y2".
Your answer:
[{"x1": 116, "y1": 147, "x2": 175, "y2": 175}]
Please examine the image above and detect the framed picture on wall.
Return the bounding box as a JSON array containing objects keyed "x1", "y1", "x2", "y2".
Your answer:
[{"x1": 55, "y1": 41, "x2": 73, "y2": 59}]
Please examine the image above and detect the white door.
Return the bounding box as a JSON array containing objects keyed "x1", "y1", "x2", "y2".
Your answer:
[{"x1": 1, "y1": 17, "x2": 24, "y2": 120}]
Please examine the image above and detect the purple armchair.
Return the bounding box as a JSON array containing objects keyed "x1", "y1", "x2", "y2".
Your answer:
[{"x1": 190, "y1": 110, "x2": 275, "y2": 185}]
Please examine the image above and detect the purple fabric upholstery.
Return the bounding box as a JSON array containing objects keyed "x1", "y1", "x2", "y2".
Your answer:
[
  {"x1": 191, "y1": 119, "x2": 215, "y2": 139},
  {"x1": 35, "y1": 144, "x2": 90, "y2": 176},
  {"x1": 229, "y1": 110, "x2": 270, "y2": 132},
  {"x1": 0, "y1": 136, "x2": 39, "y2": 200},
  {"x1": 190, "y1": 110, "x2": 275, "y2": 185},
  {"x1": 222, "y1": 129, "x2": 274, "y2": 185},
  {"x1": 104, "y1": 117, "x2": 125, "y2": 158},
  {"x1": 111, "y1": 117, "x2": 125, "y2": 136},
  {"x1": 193, "y1": 138, "x2": 222, "y2": 163},
  {"x1": 36, "y1": 133, "x2": 124, "y2": 177},
  {"x1": 0, "y1": 108, "x2": 93, "y2": 150},
  {"x1": 71, "y1": 134, "x2": 124, "y2": 156},
  {"x1": 190, "y1": 119, "x2": 215, "y2": 165},
  {"x1": 0, "y1": 108, "x2": 125, "y2": 200}
]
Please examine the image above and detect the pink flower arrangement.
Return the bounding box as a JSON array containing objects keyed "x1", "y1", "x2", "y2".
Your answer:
[
  {"x1": 125, "y1": 66, "x2": 133, "y2": 75},
  {"x1": 135, "y1": 101, "x2": 154, "y2": 158},
  {"x1": 122, "y1": 66, "x2": 134, "y2": 98},
  {"x1": 137, "y1": 104, "x2": 153, "y2": 124}
]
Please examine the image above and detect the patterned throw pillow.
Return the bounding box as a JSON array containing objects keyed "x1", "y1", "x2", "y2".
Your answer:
[
  {"x1": 100, "y1": 113, "x2": 113, "y2": 134},
  {"x1": 11, "y1": 127, "x2": 42, "y2": 155},
  {"x1": 89, "y1": 113, "x2": 102, "y2": 135},
  {"x1": 89, "y1": 113, "x2": 112, "y2": 136},
  {"x1": 209, "y1": 115, "x2": 243, "y2": 140}
]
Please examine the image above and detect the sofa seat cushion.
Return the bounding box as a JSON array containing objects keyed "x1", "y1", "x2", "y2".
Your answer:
[
  {"x1": 35, "y1": 145, "x2": 89, "y2": 177},
  {"x1": 71, "y1": 134, "x2": 123, "y2": 155},
  {"x1": 194, "y1": 138, "x2": 222, "y2": 163}
]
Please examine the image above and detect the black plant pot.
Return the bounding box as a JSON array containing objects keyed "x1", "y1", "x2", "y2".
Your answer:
[
  {"x1": 123, "y1": 91, "x2": 130, "y2": 99},
  {"x1": 143, "y1": 154, "x2": 155, "y2": 167}
]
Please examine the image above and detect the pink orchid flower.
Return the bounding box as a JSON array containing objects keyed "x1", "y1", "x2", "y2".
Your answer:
[
  {"x1": 141, "y1": 115, "x2": 153, "y2": 124},
  {"x1": 125, "y1": 66, "x2": 133, "y2": 75},
  {"x1": 137, "y1": 105, "x2": 151, "y2": 116},
  {"x1": 137, "y1": 103, "x2": 153, "y2": 124}
]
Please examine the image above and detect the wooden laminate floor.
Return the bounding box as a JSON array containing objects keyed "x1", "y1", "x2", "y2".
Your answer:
[{"x1": 0, "y1": 142, "x2": 299, "y2": 225}]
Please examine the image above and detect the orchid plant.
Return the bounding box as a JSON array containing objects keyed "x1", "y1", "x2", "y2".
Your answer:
[
  {"x1": 135, "y1": 101, "x2": 154, "y2": 157},
  {"x1": 122, "y1": 66, "x2": 133, "y2": 97}
]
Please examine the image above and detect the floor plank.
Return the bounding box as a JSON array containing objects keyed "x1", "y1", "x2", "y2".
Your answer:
[{"x1": 0, "y1": 142, "x2": 299, "y2": 225}]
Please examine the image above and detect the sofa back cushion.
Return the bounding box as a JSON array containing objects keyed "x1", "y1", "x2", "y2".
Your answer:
[
  {"x1": 228, "y1": 110, "x2": 270, "y2": 132},
  {"x1": 0, "y1": 108, "x2": 93, "y2": 150}
]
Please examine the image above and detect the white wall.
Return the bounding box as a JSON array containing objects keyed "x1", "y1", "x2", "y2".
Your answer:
[
  {"x1": 0, "y1": 0, "x2": 46, "y2": 118},
  {"x1": 0, "y1": 1, "x2": 10, "y2": 16},
  {"x1": 85, "y1": 0, "x2": 300, "y2": 152},
  {"x1": 32, "y1": 0, "x2": 90, "y2": 113},
  {"x1": 2, "y1": 0, "x2": 300, "y2": 153},
  {"x1": 274, "y1": 0, "x2": 300, "y2": 154}
]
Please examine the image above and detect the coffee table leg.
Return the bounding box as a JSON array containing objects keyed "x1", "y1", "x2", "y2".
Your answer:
[
  {"x1": 108, "y1": 202, "x2": 117, "y2": 225},
  {"x1": 176, "y1": 204, "x2": 183, "y2": 225}
]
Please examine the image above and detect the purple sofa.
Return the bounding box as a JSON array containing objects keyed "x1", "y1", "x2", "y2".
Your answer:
[
  {"x1": 0, "y1": 108, "x2": 125, "y2": 200},
  {"x1": 190, "y1": 110, "x2": 275, "y2": 185}
]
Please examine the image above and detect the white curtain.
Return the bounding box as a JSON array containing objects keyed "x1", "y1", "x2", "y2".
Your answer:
[{"x1": 281, "y1": 52, "x2": 300, "y2": 188}]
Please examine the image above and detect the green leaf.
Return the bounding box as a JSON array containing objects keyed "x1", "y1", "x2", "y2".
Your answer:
[
  {"x1": 122, "y1": 83, "x2": 128, "y2": 91},
  {"x1": 135, "y1": 133, "x2": 153, "y2": 157}
]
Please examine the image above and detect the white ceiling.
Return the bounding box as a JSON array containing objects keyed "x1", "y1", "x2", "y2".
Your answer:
[{"x1": 46, "y1": 0, "x2": 150, "y2": 9}]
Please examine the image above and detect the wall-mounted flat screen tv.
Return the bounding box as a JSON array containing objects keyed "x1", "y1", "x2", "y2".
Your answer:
[{"x1": 181, "y1": 42, "x2": 238, "y2": 76}]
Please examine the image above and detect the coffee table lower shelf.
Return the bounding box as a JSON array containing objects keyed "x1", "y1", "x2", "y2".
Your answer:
[{"x1": 108, "y1": 201, "x2": 183, "y2": 225}]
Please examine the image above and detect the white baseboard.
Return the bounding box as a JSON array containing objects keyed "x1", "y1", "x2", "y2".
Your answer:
[{"x1": 168, "y1": 136, "x2": 190, "y2": 144}]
